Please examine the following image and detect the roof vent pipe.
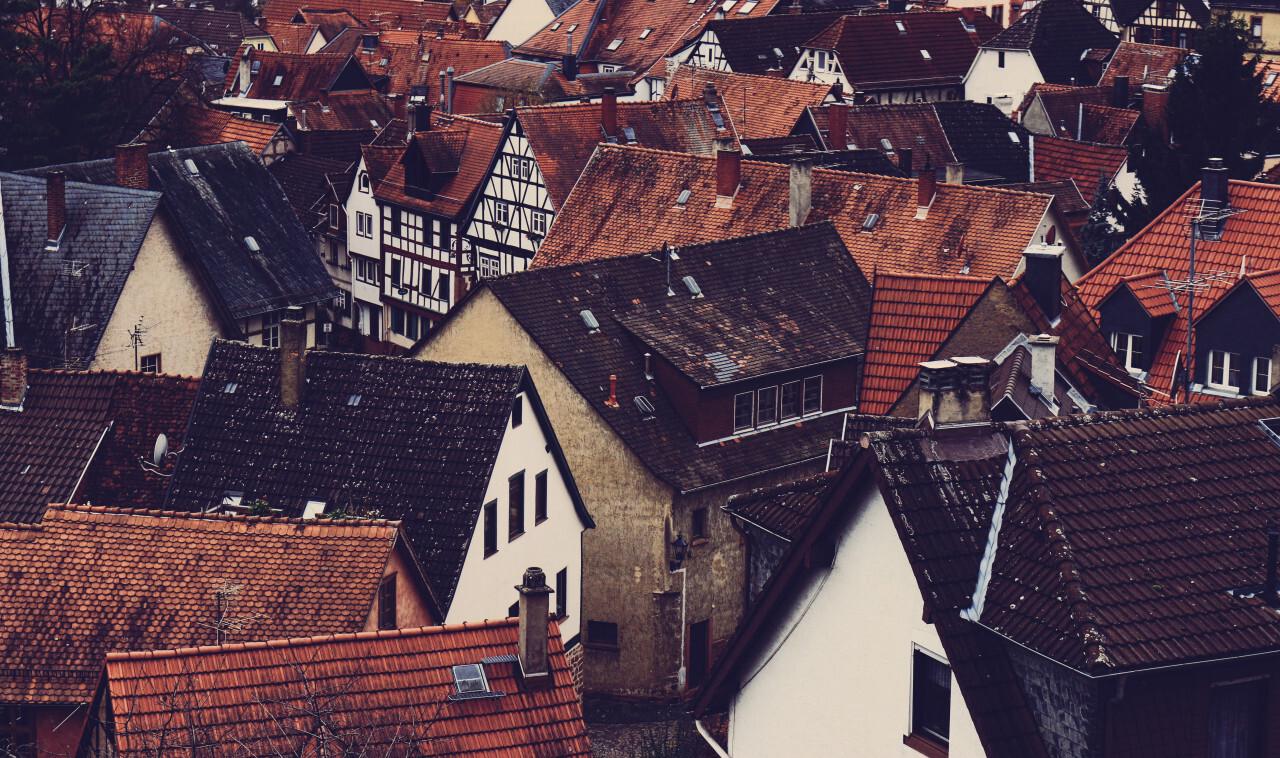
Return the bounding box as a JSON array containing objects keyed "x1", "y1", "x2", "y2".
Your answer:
[
  {"x1": 605, "y1": 374, "x2": 619, "y2": 407},
  {"x1": 644, "y1": 352, "x2": 653, "y2": 379},
  {"x1": 445, "y1": 66, "x2": 455, "y2": 115},
  {"x1": 1266, "y1": 531, "x2": 1280, "y2": 607},
  {"x1": 563, "y1": 30, "x2": 578, "y2": 81}
]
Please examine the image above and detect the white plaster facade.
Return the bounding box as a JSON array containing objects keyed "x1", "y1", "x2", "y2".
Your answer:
[
  {"x1": 446, "y1": 390, "x2": 588, "y2": 644},
  {"x1": 466, "y1": 120, "x2": 555, "y2": 278},
  {"x1": 487, "y1": 0, "x2": 557, "y2": 47},
  {"x1": 345, "y1": 157, "x2": 383, "y2": 339},
  {"x1": 725, "y1": 478, "x2": 985, "y2": 758},
  {"x1": 964, "y1": 48, "x2": 1043, "y2": 115}
]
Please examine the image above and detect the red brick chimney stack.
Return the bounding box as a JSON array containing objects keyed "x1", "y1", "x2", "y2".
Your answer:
[
  {"x1": 46, "y1": 172, "x2": 66, "y2": 244},
  {"x1": 716, "y1": 148, "x2": 741, "y2": 198},
  {"x1": 1, "y1": 347, "x2": 27, "y2": 408},
  {"x1": 917, "y1": 162, "x2": 937, "y2": 209},
  {"x1": 114, "y1": 144, "x2": 149, "y2": 190},
  {"x1": 827, "y1": 103, "x2": 848, "y2": 150},
  {"x1": 601, "y1": 86, "x2": 618, "y2": 137}
]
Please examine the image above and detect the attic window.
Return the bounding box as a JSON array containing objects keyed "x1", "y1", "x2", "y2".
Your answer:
[
  {"x1": 567, "y1": 23, "x2": 578, "y2": 31},
  {"x1": 184, "y1": 159, "x2": 199, "y2": 175},
  {"x1": 272, "y1": 74, "x2": 283, "y2": 86},
  {"x1": 862, "y1": 213, "x2": 879, "y2": 230},
  {"x1": 639, "y1": 27, "x2": 652, "y2": 39},
  {"x1": 370, "y1": 119, "x2": 380, "y2": 128},
  {"x1": 302, "y1": 500, "x2": 326, "y2": 519},
  {"x1": 880, "y1": 138, "x2": 893, "y2": 151},
  {"x1": 244, "y1": 236, "x2": 260, "y2": 252},
  {"x1": 895, "y1": 19, "x2": 906, "y2": 32},
  {"x1": 550, "y1": 21, "x2": 561, "y2": 30},
  {"x1": 920, "y1": 49, "x2": 931, "y2": 60},
  {"x1": 449, "y1": 664, "x2": 492, "y2": 698},
  {"x1": 676, "y1": 188, "x2": 691, "y2": 205},
  {"x1": 634, "y1": 395, "x2": 656, "y2": 418},
  {"x1": 622, "y1": 126, "x2": 637, "y2": 144},
  {"x1": 960, "y1": 18, "x2": 975, "y2": 31},
  {"x1": 607, "y1": 37, "x2": 623, "y2": 51},
  {"x1": 721, "y1": 0, "x2": 737, "y2": 10},
  {"x1": 581, "y1": 309, "x2": 601, "y2": 333},
  {"x1": 347, "y1": 393, "x2": 361, "y2": 406},
  {"x1": 251, "y1": 60, "x2": 261, "y2": 74},
  {"x1": 378, "y1": 57, "x2": 388, "y2": 66},
  {"x1": 1267, "y1": 72, "x2": 1278, "y2": 86},
  {"x1": 223, "y1": 381, "x2": 239, "y2": 393},
  {"x1": 221, "y1": 491, "x2": 244, "y2": 507},
  {"x1": 682, "y1": 275, "x2": 704, "y2": 298},
  {"x1": 1008, "y1": 131, "x2": 1021, "y2": 143},
  {"x1": 738, "y1": 0, "x2": 758, "y2": 11}
]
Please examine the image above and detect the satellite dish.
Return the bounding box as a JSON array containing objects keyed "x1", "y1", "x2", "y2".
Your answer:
[{"x1": 152, "y1": 433, "x2": 168, "y2": 466}]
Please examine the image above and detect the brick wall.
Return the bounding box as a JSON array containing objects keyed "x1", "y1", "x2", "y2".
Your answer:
[{"x1": 566, "y1": 641, "x2": 584, "y2": 697}]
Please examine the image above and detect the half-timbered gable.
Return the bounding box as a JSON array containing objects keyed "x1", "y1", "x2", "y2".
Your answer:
[
  {"x1": 1084, "y1": 0, "x2": 1208, "y2": 45},
  {"x1": 675, "y1": 13, "x2": 845, "y2": 76},
  {"x1": 466, "y1": 115, "x2": 556, "y2": 278}
]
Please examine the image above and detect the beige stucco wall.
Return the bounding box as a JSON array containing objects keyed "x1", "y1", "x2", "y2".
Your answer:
[
  {"x1": 360, "y1": 542, "x2": 440, "y2": 632},
  {"x1": 88, "y1": 212, "x2": 224, "y2": 376}
]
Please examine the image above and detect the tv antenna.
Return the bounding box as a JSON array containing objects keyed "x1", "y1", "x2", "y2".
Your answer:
[{"x1": 197, "y1": 581, "x2": 264, "y2": 645}]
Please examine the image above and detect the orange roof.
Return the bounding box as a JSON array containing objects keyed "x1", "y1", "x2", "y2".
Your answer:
[
  {"x1": 1117, "y1": 270, "x2": 1179, "y2": 317},
  {"x1": 373, "y1": 116, "x2": 503, "y2": 218},
  {"x1": 1078, "y1": 179, "x2": 1280, "y2": 401},
  {"x1": 1032, "y1": 134, "x2": 1127, "y2": 190},
  {"x1": 1098, "y1": 41, "x2": 1186, "y2": 88},
  {"x1": 262, "y1": 0, "x2": 454, "y2": 27},
  {"x1": 102, "y1": 618, "x2": 590, "y2": 758},
  {"x1": 177, "y1": 106, "x2": 285, "y2": 154},
  {"x1": 534, "y1": 145, "x2": 1054, "y2": 280},
  {"x1": 0, "y1": 505, "x2": 421, "y2": 705},
  {"x1": 262, "y1": 20, "x2": 321, "y2": 51},
  {"x1": 218, "y1": 114, "x2": 286, "y2": 152},
  {"x1": 328, "y1": 33, "x2": 505, "y2": 95},
  {"x1": 1078, "y1": 103, "x2": 1138, "y2": 144},
  {"x1": 861, "y1": 272, "x2": 991, "y2": 414},
  {"x1": 1259, "y1": 59, "x2": 1280, "y2": 101},
  {"x1": 664, "y1": 66, "x2": 833, "y2": 140},
  {"x1": 236, "y1": 50, "x2": 372, "y2": 100}
]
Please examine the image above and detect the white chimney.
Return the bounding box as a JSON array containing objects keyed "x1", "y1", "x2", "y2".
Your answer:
[{"x1": 1027, "y1": 334, "x2": 1059, "y2": 404}]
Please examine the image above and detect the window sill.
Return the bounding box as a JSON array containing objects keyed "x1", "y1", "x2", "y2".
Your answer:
[
  {"x1": 584, "y1": 642, "x2": 620, "y2": 652},
  {"x1": 903, "y1": 733, "x2": 947, "y2": 758},
  {"x1": 691, "y1": 538, "x2": 710, "y2": 547},
  {"x1": 535, "y1": 516, "x2": 548, "y2": 526},
  {"x1": 484, "y1": 548, "x2": 497, "y2": 559},
  {"x1": 508, "y1": 531, "x2": 525, "y2": 544}
]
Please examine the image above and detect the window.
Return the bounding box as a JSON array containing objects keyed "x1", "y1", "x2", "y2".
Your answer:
[
  {"x1": 329, "y1": 203, "x2": 340, "y2": 229},
  {"x1": 757, "y1": 385, "x2": 778, "y2": 426},
  {"x1": 555, "y1": 567, "x2": 567, "y2": 618},
  {"x1": 0, "y1": 705, "x2": 32, "y2": 756},
  {"x1": 436, "y1": 272, "x2": 450, "y2": 301},
  {"x1": 1255, "y1": 357, "x2": 1273, "y2": 395},
  {"x1": 512, "y1": 395, "x2": 523, "y2": 427},
  {"x1": 606, "y1": 37, "x2": 623, "y2": 51},
  {"x1": 816, "y1": 50, "x2": 827, "y2": 71},
  {"x1": 780, "y1": 381, "x2": 802, "y2": 420},
  {"x1": 509, "y1": 470, "x2": 525, "y2": 540},
  {"x1": 262, "y1": 311, "x2": 281, "y2": 349},
  {"x1": 639, "y1": 27, "x2": 653, "y2": 38},
  {"x1": 1208, "y1": 678, "x2": 1267, "y2": 758},
  {"x1": 531, "y1": 211, "x2": 548, "y2": 237},
  {"x1": 377, "y1": 574, "x2": 396, "y2": 630},
  {"x1": 450, "y1": 664, "x2": 490, "y2": 696},
  {"x1": 1110, "y1": 332, "x2": 1144, "y2": 372},
  {"x1": 359, "y1": 172, "x2": 370, "y2": 192},
  {"x1": 389, "y1": 305, "x2": 421, "y2": 340},
  {"x1": 1253, "y1": 16, "x2": 1264, "y2": 38},
  {"x1": 494, "y1": 201, "x2": 510, "y2": 226},
  {"x1": 997, "y1": 50, "x2": 1005, "y2": 68},
  {"x1": 353, "y1": 257, "x2": 378, "y2": 283},
  {"x1": 1208, "y1": 350, "x2": 1242, "y2": 390},
  {"x1": 688, "y1": 619, "x2": 710, "y2": 688},
  {"x1": 587, "y1": 620, "x2": 619, "y2": 649},
  {"x1": 388, "y1": 208, "x2": 402, "y2": 238},
  {"x1": 691, "y1": 507, "x2": 707, "y2": 542},
  {"x1": 733, "y1": 391, "x2": 754, "y2": 432},
  {"x1": 483, "y1": 500, "x2": 497, "y2": 556},
  {"x1": 535, "y1": 469, "x2": 548, "y2": 523},
  {"x1": 478, "y1": 253, "x2": 500, "y2": 278},
  {"x1": 910, "y1": 647, "x2": 951, "y2": 747},
  {"x1": 991, "y1": 4, "x2": 1002, "y2": 23},
  {"x1": 140, "y1": 353, "x2": 161, "y2": 373},
  {"x1": 390, "y1": 258, "x2": 402, "y2": 288},
  {"x1": 802, "y1": 376, "x2": 822, "y2": 415},
  {"x1": 356, "y1": 211, "x2": 373, "y2": 238}
]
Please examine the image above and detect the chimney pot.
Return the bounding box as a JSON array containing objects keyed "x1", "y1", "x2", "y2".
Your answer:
[
  {"x1": 789, "y1": 158, "x2": 813, "y2": 227},
  {"x1": 46, "y1": 171, "x2": 66, "y2": 244},
  {"x1": 716, "y1": 148, "x2": 741, "y2": 198},
  {"x1": 114, "y1": 144, "x2": 149, "y2": 190},
  {"x1": 516, "y1": 566, "x2": 553, "y2": 684},
  {"x1": 1022, "y1": 247, "x2": 1063, "y2": 321},
  {"x1": 827, "y1": 103, "x2": 848, "y2": 150},
  {"x1": 918, "y1": 357, "x2": 992, "y2": 425},
  {"x1": 1027, "y1": 334, "x2": 1060, "y2": 402},
  {"x1": 0, "y1": 347, "x2": 27, "y2": 408},
  {"x1": 601, "y1": 86, "x2": 618, "y2": 137},
  {"x1": 945, "y1": 161, "x2": 964, "y2": 185},
  {"x1": 279, "y1": 306, "x2": 306, "y2": 408}
]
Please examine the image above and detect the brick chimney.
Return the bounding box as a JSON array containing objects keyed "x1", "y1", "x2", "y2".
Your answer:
[
  {"x1": 1113, "y1": 75, "x2": 1129, "y2": 109},
  {"x1": 827, "y1": 103, "x2": 848, "y2": 150},
  {"x1": 564, "y1": 30, "x2": 578, "y2": 81},
  {"x1": 1142, "y1": 83, "x2": 1169, "y2": 143},
  {"x1": 409, "y1": 103, "x2": 432, "y2": 134},
  {"x1": 1022, "y1": 246, "x2": 1062, "y2": 321},
  {"x1": 789, "y1": 158, "x2": 813, "y2": 227},
  {"x1": 46, "y1": 171, "x2": 66, "y2": 244},
  {"x1": 516, "y1": 566, "x2": 553, "y2": 685},
  {"x1": 945, "y1": 161, "x2": 964, "y2": 185},
  {"x1": 1199, "y1": 158, "x2": 1230, "y2": 238},
  {"x1": 0, "y1": 347, "x2": 27, "y2": 409},
  {"x1": 916, "y1": 161, "x2": 936, "y2": 217},
  {"x1": 279, "y1": 306, "x2": 306, "y2": 409},
  {"x1": 716, "y1": 148, "x2": 741, "y2": 198},
  {"x1": 114, "y1": 144, "x2": 149, "y2": 190},
  {"x1": 1027, "y1": 334, "x2": 1059, "y2": 401},
  {"x1": 601, "y1": 86, "x2": 618, "y2": 137},
  {"x1": 917, "y1": 357, "x2": 992, "y2": 426}
]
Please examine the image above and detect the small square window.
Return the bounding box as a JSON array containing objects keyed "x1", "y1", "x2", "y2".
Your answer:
[
  {"x1": 535, "y1": 469, "x2": 548, "y2": 523},
  {"x1": 587, "y1": 620, "x2": 619, "y2": 649},
  {"x1": 451, "y1": 663, "x2": 489, "y2": 695},
  {"x1": 140, "y1": 353, "x2": 161, "y2": 374}
]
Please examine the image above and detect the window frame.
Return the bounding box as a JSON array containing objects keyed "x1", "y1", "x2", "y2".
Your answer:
[
  {"x1": 140, "y1": 353, "x2": 161, "y2": 374},
  {"x1": 494, "y1": 200, "x2": 510, "y2": 226},
  {"x1": 586, "y1": 620, "x2": 619, "y2": 650},
  {"x1": 511, "y1": 395, "x2": 523, "y2": 428},
  {"x1": 329, "y1": 203, "x2": 341, "y2": 229},
  {"x1": 509, "y1": 470, "x2": 526, "y2": 541},
  {"x1": 1254, "y1": 356, "x2": 1273, "y2": 395},
  {"x1": 1208, "y1": 349, "x2": 1243, "y2": 391},
  {"x1": 359, "y1": 172, "x2": 370, "y2": 193},
  {"x1": 1110, "y1": 331, "x2": 1144, "y2": 372},
  {"x1": 1208, "y1": 677, "x2": 1268, "y2": 758},
  {"x1": 483, "y1": 499, "x2": 497, "y2": 556},
  {"x1": 802, "y1": 376, "x2": 823, "y2": 415},
  {"x1": 691, "y1": 507, "x2": 708, "y2": 543},
  {"x1": 756, "y1": 385, "x2": 779, "y2": 426},
  {"x1": 733, "y1": 391, "x2": 755, "y2": 432},
  {"x1": 262, "y1": 311, "x2": 282, "y2": 349},
  {"x1": 780, "y1": 380, "x2": 802, "y2": 420},
  {"x1": 377, "y1": 574, "x2": 396, "y2": 630},
  {"x1": 555, "y1": 567, "x2": 568, "y2": 619},
  {"x1": 534, "y1": 469, "x2": 548, "y2": 523},
  {"x1": 909, "y1": 645, "x2": 951, "y2": 749}
]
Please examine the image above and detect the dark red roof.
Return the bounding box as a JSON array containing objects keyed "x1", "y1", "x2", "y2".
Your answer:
[
  {"x1": 1032, "y1": 134, "x2": 1127, "y2": 189},
  {"x1": 261, "y1": 0, "x2": 454, "y2": 27},
  {"x1": 664, "y1": 65, "x2": 833, "y2": 140},
  {"x1": 235, "y1": 50, "x2": 373, "y2": 100},
  {"x1": 723, "y1": 470, "x2": 838, "y2": 541},
  {"x1": 1098, "y1": 41, "x2": 1186, "y2": 88},
  {"x1": 373, "y1": 116, "x2": 503, "y2": 218}
]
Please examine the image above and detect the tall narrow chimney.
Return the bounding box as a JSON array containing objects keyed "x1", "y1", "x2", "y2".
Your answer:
[
  {"x1": 601, "y1": 86, "x2": 618, "y2": 137},
  {"x1": 789, "y1": 158, "x2": 813, "y2": 227},
  {"x1": 1142, "y1": 83, "x2": 1169, "y2": 143},
  {"x1": 409, "y1": 103, "x2": 432, "y2": 134},
  {"x1": 279, "y1": 306, "x2": 306, "y2": 409},
  {"x1": 1027, "y1": 334, "x2": 1059, "y2": 401},
  {"x1": 0, "y1": 347, "x2": 27, "y2": 408},
  {"x1": 516, "y1": 567, "x2": 553, "y2": 684},
  {"x1": 438, "y1": 69, "x2": 448, "y2": 112},
  {"x1": 827, "y1": 103, "x2": 848, "y2": 150},
  {"x1": 1199, "y1": 157, "x2": 1230, "y2": 238},
  {"x1": 1023, "y1": 247, "x2": 1063, "y2": 321},
  {"x1": 916, "y1": 161, "x2": 936, "y2": 213},
  {"x1": 716, "y1": 148, "x2": 741, "y2": 198},
  {"x1": 563, "y1": 31, "x2": 578, "y2": 81},
  {"x1": 114, "y1": 144, "x2": 149, "y2": 190},
  {"x1": 1112, "y1": 75, "x2": 1129, "y2": 109},
  {"x1": 445, "y1": 66, "x2": 455, "y2": 115},
  {"x1": 46, "y1": 171, "x2": 66, "y2": 244},
  {"x1": 898, "y1": 147, "x2": 913, "y2": 177},
  {"x1": 945, "y1": 161, "x2": 964, "y2": 185}
]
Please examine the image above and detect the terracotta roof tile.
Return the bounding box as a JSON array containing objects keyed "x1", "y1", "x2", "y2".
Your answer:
[
  {"x1": 261, "y1": 0, "x2": 454, "y2": 28},
  {"x1": 0, "y1": 505, "x2": 405, "y2": 704},
  {"x1": 233, "y1": 49, "x2": 374, "y2": 100},
  {"x1": 1032, "y1": 134, "x2": 1127, "y2": 189},
  {"x1": 373, "y1": 115, "x2": 502, "y2": 218},
  {"x1": 1019, "y1": 84, "x2": 1108, "y2": 131},
  {"x1": 263, "y1": 20, "x2": 322, "y2": 51},
  {"x1": 861, "y1": 272, "x2": 990, "y2": 415},
  {"x1": 1098, "y1": 41, "x2": 1187, "y2": 88},
  {"x1": 102, "y1": 618, "x2": 590, "y2": 758},
  {"x1": 1078, "y1": 103, "x2": 1139, "y2": 144},
  {"x1": 290, "y1": 90, "x2": 394, "y2": 130},
  {"x1": 534, "y1": 145, "x2": 1054, "y2": 280},
  {"x1": 320, "y1": 28, "x2": 505, "y2": 96},
  {"x1": 665, "y1": 66, "x2": 832, "y2": 140}
]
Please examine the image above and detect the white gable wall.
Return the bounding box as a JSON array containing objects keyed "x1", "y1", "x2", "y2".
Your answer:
[
  {"x1": 448, "y1": 390, "x2": 586, "y2": 643},
  {"x1": 726, "y1": 479, "x2": 984, "y2": 758},
  {"x1": 487, "y1": 0, "x2": 556, "y2": 46},
  {"x1": 964, "y1": 48, "x2": 1042, "y2": 116}
]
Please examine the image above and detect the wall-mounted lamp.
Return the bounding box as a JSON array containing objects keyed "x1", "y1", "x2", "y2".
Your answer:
[{"x1": 670, "y1": 533, "x2": 689, "y2": 572}]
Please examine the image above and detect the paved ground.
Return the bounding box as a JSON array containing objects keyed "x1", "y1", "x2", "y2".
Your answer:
[{"x1": 583, "y1": 698, "x2": 720, "y2": 758}]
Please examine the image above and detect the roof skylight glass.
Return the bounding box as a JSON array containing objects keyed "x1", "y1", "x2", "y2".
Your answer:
[
  {"x1": 639, "y1": 27, "x2": 652, "y2": 39},
  {"x1": 920, "y1": 49, "x2": 931, "y2": 60},
  {"x1": 567, "y1": 23, "x2": 578, "y2": 31},
  {"x1": 606, "y1": 37, "x2": 623, "y2": 51},
  {"x1": 676, "y1": 188, "x2": 691, "y2": 205},
  {"x1": 580, "y1": 309, "x2": 600, "y2": 332},
  {"x1": 451, "y1": 664, "x2": 489, "y2": 695},
  {"x1": 272, "y1": 74, "x2": 283, "y2": 86},
  {"x1": 738, "y1": 0, "x2": 758, "y2": 11},
  {"x1": 1008, "y1": 131, "x2": 1021, "y2": 143},
  {"x1": 1267, "y1": 72, "x2": 1278, "y2": 86},
  {"x1": 550, "y1": 21, "x2": 561, "y2": 29},
  {"x1": 895, "y1": 19, "x2": 906, "y2": 32}
]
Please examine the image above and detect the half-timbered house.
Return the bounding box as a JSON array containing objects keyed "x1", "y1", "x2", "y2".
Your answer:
[
  {"x1": 1083, "y1": 0, "x2": 1208, "y2": 46},
  {"x1": 464, "y1": 86, "x2": 736, "y2": 277},
  {"x1": 673, "y1": 12, "x2": 846, "y2": 76}
]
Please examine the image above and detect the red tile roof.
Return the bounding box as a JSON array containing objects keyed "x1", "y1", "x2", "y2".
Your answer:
[
  {"x1": 101, "y1": 618, "x2": 590, "y2": 758},
  {"x1": 235, "y1": 50, "x2": 373, "y2": 100},
  {"x1": 861, "y1": 272, "x2": 991, "y2": 415},
  {"x1": 178, "y1": 106, "x2": 286, "y2": 154},
  {"x1": 261, "y1": 0, "x2": 454, "y2": 28},
  {"x1": 1098, "y1": 41, "x2": 1186, "y2": 88},
  {"x1": 1032, "y1": 134, "x2": 1127, "y2": 190},
  {"x1": 290, "y1": 90, "x2": 393, "y2": 130},
  {"x1": 373, "y1": 116, "x2": 502, "y2": 218},
  {"x1": 664, "y1": 66, "x2": 833, "y2": 140},
  {"x1": 0, "y1": 505, "x2": 421, "y2": 704},
  {"x1": 804, "y1": 10, "x2": 1001, "y2": 90},
  {"x1": 519, "y1": 95, "x2": 736, "y2": 207},
  {"x1": 263, "y1": 20, "x2": 322, "y2": 51},
  {"x1": 1078, "y1": 103, "x2": 1139, "y2": 144},
  {"x1": 1017, "y1": 83, "x2": 1107, "y2": 131},
  {"x1": 1259, "y1": 58, "x2": 1280, "y2": 101},
  {"x1": 321, "y1": 29, "x2": 506, "y2": 96},
  {"x1": 453, "y1": 58, "x2": 636, "y2": 104},
  {"x1": 534, "y1": 145, "x2": 1055, "y2": 280}
]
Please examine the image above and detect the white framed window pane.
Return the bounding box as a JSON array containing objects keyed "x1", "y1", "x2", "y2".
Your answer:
[
  {"x1": 802, "y1": 376, "x2": 822, "y2": 414},
  {"x1": 733, "y1": 392, "x2": 754, "y2": 432},
  {"x1": 757, "y1": 386, "x2": 778, "y2": 425},
  {"x1": 780, "y1": 381, "x2": 801, "y2": 419}
]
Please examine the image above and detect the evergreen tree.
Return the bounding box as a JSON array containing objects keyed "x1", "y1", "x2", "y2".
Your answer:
[{"x1": 1079, "y1": 174, "x2": 1126, "y2": 268}]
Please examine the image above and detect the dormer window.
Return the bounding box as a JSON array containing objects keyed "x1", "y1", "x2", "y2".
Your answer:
[
  {"x1": 733, "y1": 392, "x2": 754, "y2": 432},
  {"x1": 1207, "y1": 350, "x2": 1242, "y2": 391},
  {"x1": 1254, "y1": 357, "x2": 1273, "y2": 395},
  {"x1": 1110, "y1": 332, "x2": 1144, "y2": 372},
  {"x1": 359, "y1": 172, "x2": 370, "y2": 192}
]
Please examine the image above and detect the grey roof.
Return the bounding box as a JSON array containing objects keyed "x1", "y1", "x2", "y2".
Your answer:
[
  {"x1": 19, "y1": 143, "x2": 339, "y2": 322},
  {"x1": 545, "y1": 0, "x2": 581, "y2": 20},
  {"x1": 164, "y1": 342, "x2": 590, "y2": 611},
  {"x1": 982, "y1": 0, "x2": 1118, "y2": 85},
  {"x1": 0, "y1": 173, "x2": 162, "y2": 368}
]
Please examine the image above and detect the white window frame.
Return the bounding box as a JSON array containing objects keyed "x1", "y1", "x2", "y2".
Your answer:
[
  {"x1": 358, "y1": 172, "x2": 370, "y2": 193},
  {"x1": 356, "y1": 211, "x2": 373, "y2": 238},
  {"x1": 531, "y1": 211, "x2": 547, "y2": 236},
  {"x1": 329, "y1": 203, "x2": 340, "y2": 229},
  {"x1": 1110, "y1": 332, "x2": 1144, "y2": 372},
  {"x1": 494, "y1": 201, "x2": 510, "y2": 226},
  {"x1": 802, "y1": 376, "x2": 823, "y2": 415},
  {"x1": 477, "y1": 254, "x2": 500, "y2": 278},
  {"x1": 733, "y1": 391, "x2": 754, "y2": 433},
  {"x1": 1207, "y1": 350, "x2": 1242, "y2": 391},
  {"x1": 1253, "y1": 356, "x2": 1273, "y2": 395}
]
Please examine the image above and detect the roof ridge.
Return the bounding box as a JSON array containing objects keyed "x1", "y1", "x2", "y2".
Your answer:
[
  {"x1": 726, "y1": 469, "x2": 838, "y2": 505},
  {"x1": 1007, "y1": 393, "x2": 1279, "y2": 431},
  {"x1": 679, "y1": 66, "x2": 832, "y2": 89},
  {"x1": 105, "y1": 617, "x2": 528, "y2": 661},
  {"x1": 42, "y1": 502, "x2": 404, "y2": 529},
  {"x1": 29, "y1": 367, "x2": 201, "y2": 382},
  {"x1": 873, "y1": 270, "x2": 992, "y2": 285}
]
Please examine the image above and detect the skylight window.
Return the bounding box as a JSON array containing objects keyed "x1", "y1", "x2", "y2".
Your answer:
[
  {"x1": 271, "y1": 74, "x2": 283, "y2": 87},
  {"x1": 738, "y1": 0, "x2": 758, "y2": 11},
  {"x1": 223, "y1": 381, "x2": 239, "y2": 393},
  {"x1": 862, "y1": 213, "x2": 879, "y2": 230},
  {"x1": 567, "y1": 23, "x2": 578, "y2": 31},
  {"x1": 639, "y1": 27, "x2": 652, "y2": 39},
  {"x1": 551, "y1": 21, "x2": 561, "y2": 30},
  {"x1": 895, "y1": 19, "x2": 906, "y2": 32},
  {"x1": 251, "y1": 60, "x2": 261, "y2": 74},
  {"x1": 1008, "y1": 131, "x2": 1021, "y2": 143},
  {"x1": 683, "y1": 275, "x2": 704, "y2": 298},
  {"x1": 378, "y1": 57, "x2": 388, "y2": 66},
  {"x1": 606, "y1": 37, "x2": 623, "y2": 51},
  {"x1": 581, "y1": 309, "x2": 600, "y2": 332},
  {"x1": 920, "y1": 49, "x2": 931, "y2": 60},
  {"x1": 634, "y1": 396, "x2": 656, "y2": 418},
  {"x1": 184, "y1": 159, "x2": 199, "y2": 175},
  {"x1": 222, "y1": 491, "x2": 244, "y2": 508},
  {"x1": 1267, "y1": 72, "x2": 1278, "y2": 87},
  {"x1": 676, "y1": 188, "x2": 691, "y2": 205},
  {"x1": 370, "y1": 119, "x2": 380, "y2": 128},
  {"x1": 880, "y1": 138, "x2": 893, "y2": 151},
  {"x1": 451, "y1": 664, "x2": 489, "y2": 696},
  {"x1": 244, "y1": 236, "x2": 260, "y2": 252},
  {"x1": 347, "y1": 393, "x2": 362, "y2": 406},
  {"x1": 302, "y1": 500, "x2": 326, "y2": 519},
  {"x1": 721, "y1": 0, "x2": 737, "y2": 10},
  {"x1": 960, "y1": 18, "x2": 975, "y2": 31},
  {"x1": 622, "y1": 126, "x2": 637, "y2": 143}
]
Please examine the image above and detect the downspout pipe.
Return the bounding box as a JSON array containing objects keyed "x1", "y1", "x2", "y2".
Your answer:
[{"x1": 695, "y1": 719, "x2": 731, "y2": 758}]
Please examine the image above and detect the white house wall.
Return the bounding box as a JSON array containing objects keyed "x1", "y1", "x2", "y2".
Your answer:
[
  {"x1": 346, "y1": 157, "x2": 383, "y2": 335},
  {"x1": 964, "y1": 49, "x2": 1042, "y2": 116},
  {"x1": 447, "y1": 390, "x2": 586, "y2": 644},
  {"x1": 726, "y1": 480, "x2": 984, "y2": 758},
  {"x1": 466, "y1": 125, "x2": 555, "y2": 278},
  {"x1": 487, "y1": 0, "x2": 556, "y2": 47},
  {"x1": 682, "y1": 31, "x2": 730, "y2": 71}
]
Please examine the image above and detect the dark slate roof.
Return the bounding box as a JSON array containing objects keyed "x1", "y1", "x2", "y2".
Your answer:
[
  {"x1": 474, "y1": 223, "x2": 871, "y2": 491},
  {"x1": 0, "y1": 370, "x2": 198, "y2": 524},
  {"x1": 267, "y1": 151, "x2": 352, "y2": 227},
  {"x1": 981, "y1": 0, "x2": 1118, "y2": 85},
  {"x1": 0, "y1": 173, "x2": 161, "y2": 368},
  {"x1": 700, "y1": 12, "x2": 846, "y2": 76},
  {"x1": 164, "y1": 343, "x2": 585, "y2": 610},
  {"x1": 724, "y1": 470, "x2": 837, "y2": 540},
  {"x1": 932, "y1": 101, "x2": 1032, "y2": 184},
  {"x1": 744, "y1": 148, "x2": 902, "y2": 176},
  {"x1": 154, "y1": 7, "x2": 268, "y2": 55},
  {"x1": 20, "y1": 143, "x2": 340, "y2": 322}
]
